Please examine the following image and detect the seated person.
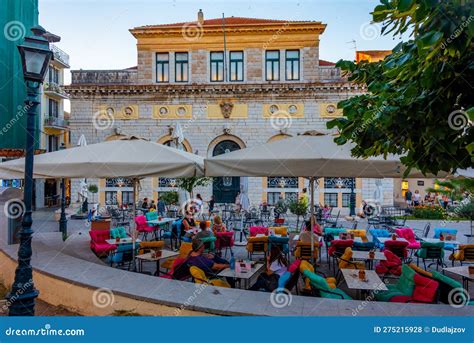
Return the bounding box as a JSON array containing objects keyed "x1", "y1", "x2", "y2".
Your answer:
[
  {"x1": 250, "y1": 247, "x2": 288, "y2": 292},
  {"x1": 187, "y1": 238, "x2": 230, "y2": 276},
  {"x1": 195, "y1": 221, "x2": 212, "y2": 240},
  {"x1": 141, "y1": 197, "x2": 149, "y2": 210},
  {"x1": 182, "y1": 211, "x2": 197, "y2": 238},
  {"x1": 299, "y1": 219, "x2": 321, "y2": 243},
  {"x1": 211, "y1": 215, "x2": 226, "y2": 235},
  {"x1": 149, "y1": 200, "x2": 157, "y2": 211}
]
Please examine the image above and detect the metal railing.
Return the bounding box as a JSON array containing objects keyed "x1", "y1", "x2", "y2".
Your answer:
[
  {"x1": 50, "y1": 44, "x2": 70, "y2": 67},
  {"x1": 44, "y1": 116, "x2": 69, "y2": 128},
  {"x1": 44, "y1": 82, "x2": 68, "y2": 98}
]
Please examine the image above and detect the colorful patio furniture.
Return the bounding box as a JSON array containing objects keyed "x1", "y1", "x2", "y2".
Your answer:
[
  {"x1": 383, "y1": 239, "x2": 409, "y2": 261},
  {"x1": 389, "y1": 273, "x2": 439, "y2": 304},
  {"x1": 160, "y1": 257, "x2": 191, "y2": 281},
  {"x1": 268, "y1": 235, "x2": 290, "y2": 260},
  {"x1": 416, "y1": 241, "x2": 445, "y2": 270},
  {"x1": 189, "y1": 266, "x2": 231, "y2": 288},
  {"x1": 110, "y1": 226, "x2": 128, "y2": 239},
  {"x1": 89, "y1": 230, "x2": 116, "y2": 257},
  {"x1": 375, "y1": 264, "x2": 416, "y2": 302},
  {"x1": 161, "y1": 242, "x2": 192, "y2": 270},
  {"x1": 302, "y1": 269, "x2": 352, "y2": 300},
  {"x1": 249, "y1": 226, "x2": 269, "y2": 237},
  {"x1": 107, "y1": 243, "x2": 137, "y2": 269},
  {"x1": 394, "y1": 228, "x2": 421, "y2": 250},
  {"x1": 375, "y1": 250, "x2": 403, "y2": 280},
  {"x1": 139, "y1": 240, "x2": 165, "y2": 255},
  {"x1": 135, "y1": 215, "x2": 155, "y2": 241},
  {"x1": 369, "y1": 228, "x2": 391, "y2": 249},
  {"x1": 293, "y1": 241, "x2": 319, "y2": 261},
  {"x1": 449, "y1": 244, "x2": 474, "y2": 266},
  {"x1": 215, "y1": 231, "x2": 234, "y2": 258},
  {"x1": 433, "y1": 228, "x2": 458, "y2": 251},
  {"x1": 246, "y1": 236, "x2": 269, "y2": 260}
]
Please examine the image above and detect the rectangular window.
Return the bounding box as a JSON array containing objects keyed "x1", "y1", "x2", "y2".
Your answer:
[
  {"x1": 285, "y1": 50, "x2": 300, "y2": 80},
  {"x1": 265, "y1": 50, "x2": 280, "y2": 81},
  {"x1": 267, "y1": 192, "x2": 281, "y2": 205},
  {"x1": 105, "y1": 191, "x2": 118, "y2": 205},
  {"x1": 175, "y1": 52, "x2": 189, "y2": 82},
  {"x1": 210, "y1": 51, "x2": 224, "y2": 82},
  {"x1": 285, "y1": 192, "x2": 298, "y2": 203},
  {"x1": 342, "y1": 193, "x2": 351, "y2": 208},
  {"x1": 324, "y1": 193, "x2": 338, "y2": 207},
  {"x1": 48, "y1": 99, "x2": 59, "y2": 118},
  {"x1": 48, "y1": 135, "x2": 59, "y2": 152},
  {"x1": 156, "y1": 53, "x2": 169, "y2": 83},
  {"x1": 48, "y1": 66, "x2": 59, "y2": 84},
  {"x1": 121, "y1": 191, "x2": 134, "y2": 205},
  {"x1": 229, "y1": 51, "x2": 243, "y2": 81}
]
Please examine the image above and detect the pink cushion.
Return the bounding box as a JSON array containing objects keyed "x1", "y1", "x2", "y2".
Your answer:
[
  {"x1": 389, "y1": 295, "x2": 411, "y2": 303},
  {"x1": 249, "y1": 226, "x2": 268, "y2": 237},
  {"x1": 288, "y1": 259, "x2": 301, "y2": 273}
]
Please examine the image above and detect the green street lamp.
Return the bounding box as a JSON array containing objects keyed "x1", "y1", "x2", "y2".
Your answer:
[{"x1": 7, "y1": 25, "x2": 53, "y2": 316}]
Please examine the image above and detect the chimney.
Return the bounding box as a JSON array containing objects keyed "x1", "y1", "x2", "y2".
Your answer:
[{"x1": 197, "y1": 9, "x2": 204, "y2": 24}]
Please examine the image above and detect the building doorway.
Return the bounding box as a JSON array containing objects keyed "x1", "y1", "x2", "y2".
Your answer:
[{"x1": 212, "y1": 140, "x2": 241, "y2": 203}]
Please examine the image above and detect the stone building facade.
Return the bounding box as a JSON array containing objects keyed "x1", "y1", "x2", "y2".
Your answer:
[{"x1": 66, "y1": 11, "x2": 394, "y2": 212}]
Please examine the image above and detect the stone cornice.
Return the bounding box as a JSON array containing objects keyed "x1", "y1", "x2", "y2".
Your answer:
[{"x1": 65, "y1": 82, "x2": 365, "y2": 98}]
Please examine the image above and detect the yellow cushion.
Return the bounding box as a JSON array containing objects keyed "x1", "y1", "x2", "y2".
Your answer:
[
  {"x1": 326, "y1": 277, "x2": 337, "y2": 289},
  {"x1": 190, "y1": 266, "x2": 208, "y2": 284},
  {"x1": 270, "y1": 226, "x2": 288, "y2": 236},
  {"x1": 160, "y1": 258, "x2": 175, "y2": 270},
  {"x1": 294, "y1": 242, "x2": 319, "y2": 259},
  {"x1": 209, "y1": 279, "x2": 231, "y2": 288},
  {"x1": 347, "y1": 229, "x2": 368, "y2": 242},
  {"x1": 338, "y1": 247, "x2": 365, "y2": 270},
  {"x1": 179, "y1": 242, "x2": 193, "y2": 257},
  {"x1": 139, "y1": 240, "x2": 164, "y2": 254},
  {"x1": 246, "y1": 237, "x2": 268, "y2": 253},
  {"x1": 408, "y1": 263, "x2": 433, "y2": 278},
  {"x1": 299, "y1": 260, "x2": 315, "y2": 290}
]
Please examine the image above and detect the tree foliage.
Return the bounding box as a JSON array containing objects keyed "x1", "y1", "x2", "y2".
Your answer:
[
  {"x1": 176, "y1": 177, "x2": 212, "y2": 198},
  {"x1": 327, "y1": 0, "x2": 473, "y2": 176},
  {"x1": 426, "y1": 178, "x2": 474, "y2": 200}
]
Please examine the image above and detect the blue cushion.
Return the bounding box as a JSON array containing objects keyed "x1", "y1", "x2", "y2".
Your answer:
[
  {"x1": 146, "y1": 211, "x2": 158, "y2": 221},
  {"x1": 277, "y1": 271, "x2": 291, "y2": 290}
]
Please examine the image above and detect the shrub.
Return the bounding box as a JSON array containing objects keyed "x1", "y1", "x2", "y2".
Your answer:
[
  {"x1": 160, "y1": 191, "x2": 179, "y2": 205},
  {"x1": 412, "y1": 206, "x2": 446, "y2": 220}
]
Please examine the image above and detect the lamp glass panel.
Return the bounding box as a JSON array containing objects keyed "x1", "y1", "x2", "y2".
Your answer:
[{"x1": 24, "y1": 49, "x2": 46, "y2": 76}]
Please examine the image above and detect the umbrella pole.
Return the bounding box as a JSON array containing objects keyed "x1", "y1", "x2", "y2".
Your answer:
[
  {"x1": 131, "y1": 178, "x2": 138, "y2": 271},
  {"x1": 310, "y1": 176, "x2": 315, "y2": 265}
]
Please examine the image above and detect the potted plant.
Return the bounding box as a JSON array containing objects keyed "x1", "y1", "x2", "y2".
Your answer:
[
  {"x1": 87, "y1": 184, "x2": 99, "y2": 204},
  {"x1": 288, "y1": 199, "x2": 307, "y2": 232}
]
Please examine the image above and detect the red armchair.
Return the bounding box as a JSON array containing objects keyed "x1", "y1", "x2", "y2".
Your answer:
[
  {"x1": 375, "y1": 250, "x2": 403, "y2": 279},
  {"x1": 383, "y1": 239, "x2": 409, "y2": 261},
  {"x1": 249, "y1": 226, "x2": 268, "y2": 237},
  {"x1": 135, "y1": 215, "x2": 155, "y2": 241},
  {"x1": 89, "y1": 230, "x2": 116, "y2": 257},
  {"x1": 395, "y1": 228, "x2": 421, "y2": 250},
  {"x1": 215, "y1": 231, "x2": 234, "y2": 258},
  {"x1": 390, "y1": 273, "x2": 439, "y2": 303}
]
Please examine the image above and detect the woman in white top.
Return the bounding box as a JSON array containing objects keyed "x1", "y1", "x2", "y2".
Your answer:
[{"x1": 250, "y1": 247, "x2": 288, "y2": 291}]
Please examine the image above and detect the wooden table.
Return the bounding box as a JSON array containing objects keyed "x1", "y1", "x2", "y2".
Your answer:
[
  {"x1": 443, "y1": 266, "x2": 474, "y2": 290},
  {"x1": 106, "y1": 238, "x2": 141, "y2": 245},
  {"x1": 136, "y1": 250, "x2": 179, "y2": 276},
  {"x1": 351, "y1": 251, "x2": 387, "y2": 269},
  {"x1": 218, "y1": 263, "x2": 264, "y2": 289},
  {"x1": 340, "y1": 269, "x2": 388, "y2": 299}
]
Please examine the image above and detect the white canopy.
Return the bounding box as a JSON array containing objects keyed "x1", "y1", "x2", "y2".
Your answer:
[
  {"x1": 205, "y1": 135, "x2": 441, "y2": 179},
  {"x1": 0, "y1": 139, "x2": 204, "y2": 179}
]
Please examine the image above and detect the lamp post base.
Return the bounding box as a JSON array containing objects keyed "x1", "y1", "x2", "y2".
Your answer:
[{"x1": 6, "y1": 289, "x2": 39, "y2": 316}]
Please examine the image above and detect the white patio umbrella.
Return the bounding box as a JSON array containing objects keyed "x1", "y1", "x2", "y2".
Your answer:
[
  {"x1": 205, "y1": 134, "x2": 447, "y2": 263},
  {"x1": 0, "y1": 139, "x2": 204, "y2": 267}
]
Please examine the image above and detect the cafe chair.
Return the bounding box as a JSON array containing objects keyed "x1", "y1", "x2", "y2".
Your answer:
[
  {"x1": 369, "y1": 228, "x2": 391, "y2": 249},
  {"x1": 323, "y1": 228, "x2": 347, "y2": 263},
  {"x1": 375, "y1": 264, "x2": 417, "y2": 302},
  {"x1": 107, "y1": 243, "x2": 137, "y2": 270},
  {"x1": 335, "y1": 247, "x2": 365, "y2": 283},
  {"x1": 394, "y1": 228, "x2": 421, "y2": 251},
  {"x1": 302, "y1": 269, "x2": 352, "y2": 300},
  {"x1": 215, "y1": 231, "x2": 234, "y2": 258},
  {"x1": 89, "y1": 230, "x2": 116, "y2": 257},
  {"x1": 110, "y1": 226, "x2": 128, "y2": 240},
  {"x1": 145, "y1": 211, "x2": 158, "y2": 221},
  {"x1": 139, "y1": 241, "x2": 164, "y2": 255},
  {"x1": 429, "y1": 270, "x2": 469, "y2": 305},
  {"x1": 388, "y1": 273, "x2": 439, "y2": 304},
  {"x1": 449, "y1": 244, "x2": 474, "y2": 266},
  {"x1": 299, "y1": 260, "x2": 337, "y2": 292},
  {"x1": 293, "y1": 241, "x2": 319, "y2": 262},
  {"x1": 328, "y1": 239, "x2": 354, "y2": 272},
  {"x1": 347, "y1": 229, "x2": 369, "y2": 242},
  {"x1": 189, "y1": 266, "x2": 231, "y2": 288},
  {"x1": 160, "y1": 257, "x2": 192, "y2": 281},
  {"x1": 249, "y1": 226, "x2": 269, "y2": 237},
  {"x1": 161, "y1": 242, "x2": 192, "y2": 271},
  {"x1": 433, "y1": 228, "x2": 458, "y2": 252},
  {"x1": 383, "y1": 240, "x2": 409, "y2": 261},
  {"x1": 353, "y1": 241, "x2": 375, "y2": 251},
  {"x1": 415, "y1": 241, "x2": 446, "y2": 270},
  {"x1": 134, "y1": 215, "x2": 155, "y2": 241},
  {"x1": 246, "y1": 236, "x2": 269, "y2": 260},
  {"x1": 375, "y1": 250, "x2": 403, "y2": 281},
  {"x1": 268, "y1": 236, "x2": 290, "y2": 260},
  {"x1": 200, "y1": 236, "x2": 216, "y2": 253},
  {"x1": 273, "y1": 218, "x2": 285, "y2": 227},
  {"x1": 270, "y1": 226, "x2": 288, "y2": 237}
]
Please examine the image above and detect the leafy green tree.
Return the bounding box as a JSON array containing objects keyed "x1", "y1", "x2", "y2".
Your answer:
[
  {"x1": 427, "y1": 178, "x2": 474, "y2": 201},
  {"x1": 327, "y1": 0, "x2": 473, "y2": 176},
  {"x1": 176, "y1": 177, "x2": 212, "y2": 198},
  {"x1": 288, "y1": 199, "x2": 307, "y2": 232}
]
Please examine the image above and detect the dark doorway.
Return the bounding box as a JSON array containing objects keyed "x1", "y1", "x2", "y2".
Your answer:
[{"x1": 212, "y1": 140, "x2": 241, "y2": 203}]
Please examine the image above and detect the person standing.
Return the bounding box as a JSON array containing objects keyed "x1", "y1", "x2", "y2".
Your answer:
[
  {"x1": 413, "y1": 190, "x2": 421, "y2": 207},
  {"x1": 300, "y1": 188, "x2": 309, "y2": 209},
  {"x1": 208, "y1": 195, "x2": 215, "y2": 216},
  {"x1": 405, "y1": 189, "x2": 413, "y2": 207},
  {"x1": 157, "y1": 196, "x2": 167, "y2": 217}
]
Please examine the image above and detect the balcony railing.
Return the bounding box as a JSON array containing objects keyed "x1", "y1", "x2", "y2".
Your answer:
[
  {"x1": 50, "y1": 44, "x2": 70, "y2": 67},
  {"x1": 44, "y1": 116, "x2": 69, "y2": 129},
  {"x1": 44, "y1": 82, "x2": 69, "y2": 99}
]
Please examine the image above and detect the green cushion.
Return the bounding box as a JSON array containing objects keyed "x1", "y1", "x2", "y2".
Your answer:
[
  {"x1": 375, "y1": 265, "x2": 415, "y2": 302},
  {"x1": 323, "y1": 228, "x2": 347, "y2": 236},
  {"x1": 320, "y1": 288, "x2": 352, "y2": 300},
  {"x1": 431, "y1": 271, "x2": 462, "y2": 289},
  {"x1": 146, "y1": 211, "x2": 158, "y2": 221},
  {"x1": 416, "y1": 241, "x2": 445, "y2": 258},
  {"x1": 110, "y1": 227, "x2": 127, "y2": 239},
  {"x1": 303, "y1": 269, "x2": 331, "y2": 291},
  {"x1": 375, "y1": 286, "x2": 406, "y2": 302}
]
